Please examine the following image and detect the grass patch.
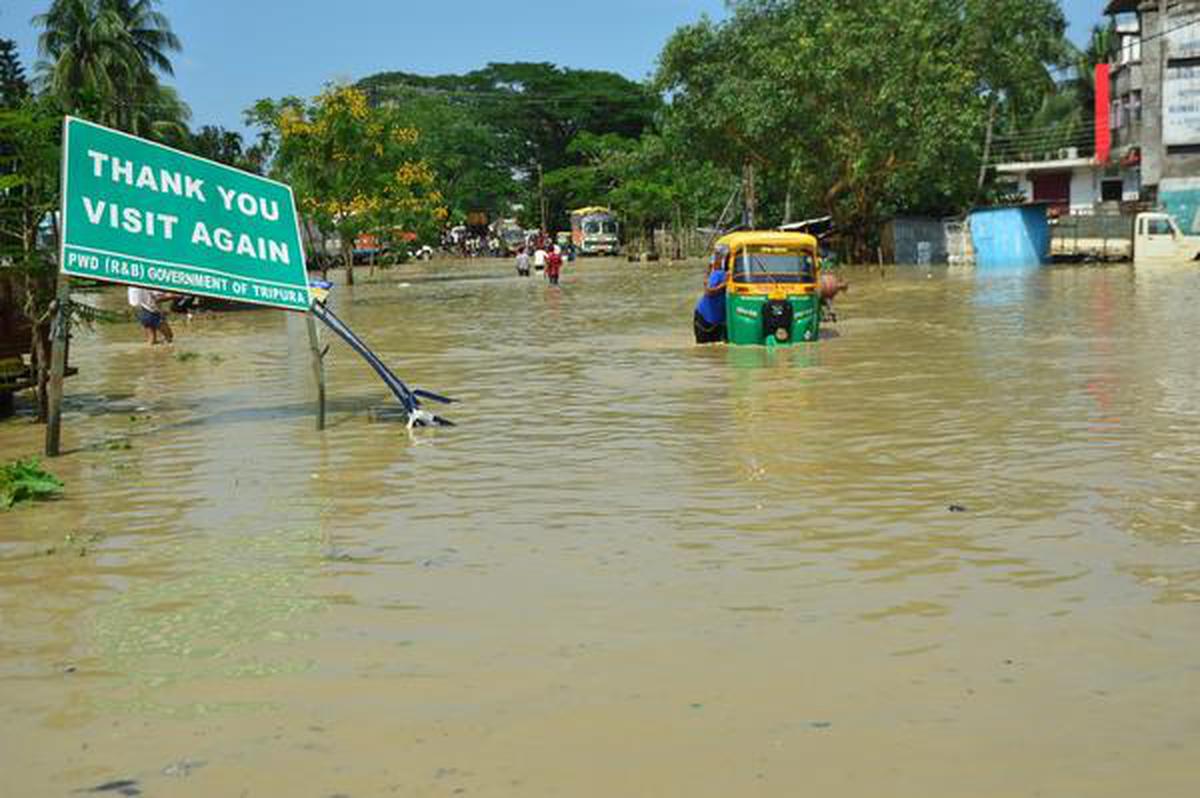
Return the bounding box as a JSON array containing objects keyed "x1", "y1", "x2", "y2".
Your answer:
[
  {"x1": 1, "y1": 458, "x2": 64, "y2": 508},
  {"x1": 174, "y1": 351, "x2": 201, "y2": 362}
]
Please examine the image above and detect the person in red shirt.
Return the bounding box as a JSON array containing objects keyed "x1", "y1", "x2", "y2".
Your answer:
[{"x1": 545, "y1": 247, "x2": 563, "y2": 285}]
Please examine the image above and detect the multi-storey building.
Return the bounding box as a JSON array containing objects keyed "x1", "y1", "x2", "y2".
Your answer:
[{"x1": 1106, "y1": 0, "x2": 1200, "y2": 232}]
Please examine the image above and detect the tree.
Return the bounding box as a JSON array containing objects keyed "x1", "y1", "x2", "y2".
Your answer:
[
  {"x1": 656, "y1": 0, "x2": 1073, "y2": 257},
  {"x1": 373, "y1": 88, "x2": 516, "y2": 220},
  {"x1": 32, "y1": 0, "x2": 187, "y2": 138},
  {"x1": 0, "y1": 97, "x2": 63, "y2": 420},
  {"x1": 0, "y1": 39, "x2": 30, "y2": 107},
  {"x1": 259, "y1": 85, "x2": 448, "y2": 284},
  {"x1": 187, "y1": 124, "x2": 264, "y2": 173},
  {"x1": 14, "y1": 0, "x2": 187, "y2": 423},
  {"x1": 105, "y1": 0, "x2": 181, "y2": 76},
  {"x1": 358, "y1": 63, "x2": 659, "y2": 229}
]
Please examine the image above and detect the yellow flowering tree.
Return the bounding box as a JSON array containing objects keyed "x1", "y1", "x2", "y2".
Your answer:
[{"x1": 268, "y1": 86, "x2": 447, "y2": 284}]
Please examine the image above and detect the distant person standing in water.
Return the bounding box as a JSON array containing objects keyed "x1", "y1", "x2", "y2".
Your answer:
[
  {"x1": 545, "y1": 247, "x2": 563, "y2": 285},
  {"x1": 128, "y1": 286, "x2": 174, "y2": 345},
  {"x1": 533, "y1": 243, "x2": 548, "y2": 272},
  {"x1": 515, "y1": 247, "x2": 531, "y2": 277},
  {"x1": 693, "y1": 252, "x2": 728, "y2": 344}
]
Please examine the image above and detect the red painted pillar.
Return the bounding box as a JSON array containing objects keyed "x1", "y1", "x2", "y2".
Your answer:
[{"x1": 1095, "y1": 63, "x2": 1111, "y2": 164}]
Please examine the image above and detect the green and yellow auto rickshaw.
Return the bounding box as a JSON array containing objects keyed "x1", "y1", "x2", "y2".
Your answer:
[{"x1": 713, "y1": 231, "x2": 822, "y2": 346}]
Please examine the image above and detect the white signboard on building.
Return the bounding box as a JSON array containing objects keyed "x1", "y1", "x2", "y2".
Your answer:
[
  {"x1": 1163, "y1": 65, "x2": 1200, "y2": 146},
  {"x1": 1166, "y1": 6, "x2": 1200, "y2": 59}
]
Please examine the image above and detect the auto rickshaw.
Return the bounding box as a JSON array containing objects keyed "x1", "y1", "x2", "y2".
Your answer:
[{"x1": 712, "y1": 231, "x2": 822, "y2": 346}]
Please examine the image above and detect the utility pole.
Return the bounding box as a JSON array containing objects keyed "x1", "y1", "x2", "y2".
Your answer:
[
  {"x1": 743, "y1": 162, "x2": 757, "y2": 229},
  {"x1": 1159, "y1": 0, "x2": 1168, "y2": 179},
  {"x1": 538, "y1": 163, "x2": 547, "y2": 234},
  {"x1": 977, "y1": 99, "x2": 998, "y2": 195}
]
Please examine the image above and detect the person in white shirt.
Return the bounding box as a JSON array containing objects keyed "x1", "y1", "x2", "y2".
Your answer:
[
  {"x1": 127, "y1": 286, "x2": 174, "y2": 345},
  {"x1": 533, "y1": 246, "x2": 547, "y2": 271}
]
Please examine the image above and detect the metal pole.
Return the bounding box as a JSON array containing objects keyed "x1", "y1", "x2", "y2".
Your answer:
[
  {"x1": 538, "y1": 163, "x2": 547, "y2": 234},
  {"x1": 306, "y1": 311, "x2": 326, "y2": 431},
  {"x1": 744, "y1": 163, "x2": 758, "y2": 229},
  {"x1": 44, "y1": 273, "x2": 70, "y2": 457},
  {"x1": 978, "y1": 99, "x2": 998, "y2": 194}
]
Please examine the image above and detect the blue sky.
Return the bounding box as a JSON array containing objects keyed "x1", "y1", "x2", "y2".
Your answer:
[{"x1": 3, "y1": 0, "x2": 1107, "y2": 136}]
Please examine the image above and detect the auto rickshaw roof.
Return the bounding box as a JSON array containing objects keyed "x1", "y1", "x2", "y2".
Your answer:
[
  {"x1": 715, "y1": 231, "x2": 819, "y2": 251},
  {"x1": 570, "y1": 206, "x2": 613, "y2": 217}
]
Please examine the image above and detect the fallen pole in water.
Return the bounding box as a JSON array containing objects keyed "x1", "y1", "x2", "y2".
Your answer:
[{"x1": 308, "y1": 299, "x2": 455, "y2": 429}]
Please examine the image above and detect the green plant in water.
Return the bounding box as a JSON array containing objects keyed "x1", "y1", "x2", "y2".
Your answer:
[
  {"x1": 174, "y1": 351, "x2": 201, "y2": 362},
  {"x1": 1, "y1": 457, "x2": 64, "y2": 508}
]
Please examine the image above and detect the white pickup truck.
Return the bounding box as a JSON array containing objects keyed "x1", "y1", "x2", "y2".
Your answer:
[{"x1": 1134, "y1": 212, "x2": 1200, "y2": 266}]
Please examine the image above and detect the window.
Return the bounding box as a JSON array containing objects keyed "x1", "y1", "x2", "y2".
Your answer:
[
  {"x1": 583, "y1": 219, "x2": 616, "y2": 235},
  {"x1": 1101, "y1": 180, "x2": 1123, "y2": 201},
  {"x1": 1145, "y1": 217, "x2": 1173, "y2": 236},
  {"x1": 1129, "y1": 90, "x2": 1142, "y2": 125},
  {"x1": 735, "y1": 247, "x2": 817, "y2": 283},
  {"x1": 1119, "y1": 33, "x2": 1141, "y2": 65}
]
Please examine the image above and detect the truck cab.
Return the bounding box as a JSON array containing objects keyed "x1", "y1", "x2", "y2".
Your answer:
[
  {"x1": 570, "y1": 207, "x2": 620, "y2": 256},
  {"x1": 1134, "y1": 213, "x2": 1200, "y2": 266}
]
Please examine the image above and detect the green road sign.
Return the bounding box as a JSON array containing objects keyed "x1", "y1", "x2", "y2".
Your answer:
[{"x1": 60, "y1": 116, "x2": 311, "y2": 311}]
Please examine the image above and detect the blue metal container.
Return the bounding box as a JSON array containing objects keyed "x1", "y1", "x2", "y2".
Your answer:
[{"x1": 968, "y1": 204, "x2": 1050, "y2": 270}]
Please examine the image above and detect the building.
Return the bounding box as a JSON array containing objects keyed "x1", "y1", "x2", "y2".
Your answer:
[
  {"x1": 994, "y1": 3, "x2": 1199, "y2": 232},
  {"x1": 993, "y1": 153, "x2": 1119, "y2": 215},
  {"x1": 1105, "y1": 0, "x2": 1200, "y2": 232}
]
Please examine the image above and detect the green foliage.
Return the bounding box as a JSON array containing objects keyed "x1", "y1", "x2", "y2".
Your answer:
[
  {"x1": 656, "y1": 0, "x2": 1073, "y2": 256},
  {"x1": 0, "y1": 97, "x2": 63, "y2": 322},
  {"x1": 252, "y1": 86, "x2": 448, "y2": 282},
  {"x1": 33, "y1": 0, "x2": 188, "y2": 140},
  {"x1": 357, "y1": 63, "x2": 659, "y2": 228},
  {"x1": 372, "y1": 88, "x2": 516, "y2": 219},
  {"x1": 0, "y1": 39, "x2": 30, "y2": 107},
  {"x1": 543, "y1": 128, "x2": 733, "y2": 251},
  {"x1": 0, "y1": 457, "x2": 64, "y2": 508},
  {"x1": 187, "y1": 124, "x2": 265, "y2": 174}
]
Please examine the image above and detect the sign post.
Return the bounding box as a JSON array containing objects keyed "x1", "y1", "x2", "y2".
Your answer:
[
  {"x1": 305, "y1": 314, "x2": 327, "y2": 431},
  {"x1": 48, "y1": 117, "x2": 313, "y2": 455}
]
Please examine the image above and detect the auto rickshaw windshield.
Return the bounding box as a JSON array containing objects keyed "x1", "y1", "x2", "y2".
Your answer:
[{"x1": 734, "y1": 246, "x2": 816, "y2": 283}]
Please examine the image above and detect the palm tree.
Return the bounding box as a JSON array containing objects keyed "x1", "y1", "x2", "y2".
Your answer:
[
  {"x1": 32, "y1": 0, "x2": 185, "y2": 138},
  {"x1": 33, "y1": 0, "x2": 140, "y2": 120},
  {"x1": 106, "y1": 0, "x2": 181, "y2": 76},
  {"x1": 121, "y1": 81, "x2": 191, "y2": 143}
]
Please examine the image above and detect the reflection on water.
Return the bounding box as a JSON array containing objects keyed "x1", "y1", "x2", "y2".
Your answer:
[{"x1": 2, "y1": 259, "x2": 1199, "y2": 796}]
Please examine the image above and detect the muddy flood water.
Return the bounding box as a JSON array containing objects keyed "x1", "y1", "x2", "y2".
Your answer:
[{"x1": 2, "y1": 257, "x2": 1198, "y2": 796}]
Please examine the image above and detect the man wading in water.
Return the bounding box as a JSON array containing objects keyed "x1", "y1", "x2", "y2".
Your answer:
[
  {"x1": 127, "y1": 286, "x2": 175, "y2": 345},
  {"x1": 693, "y1": 252, "x2": 728, "y2": 344}
]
